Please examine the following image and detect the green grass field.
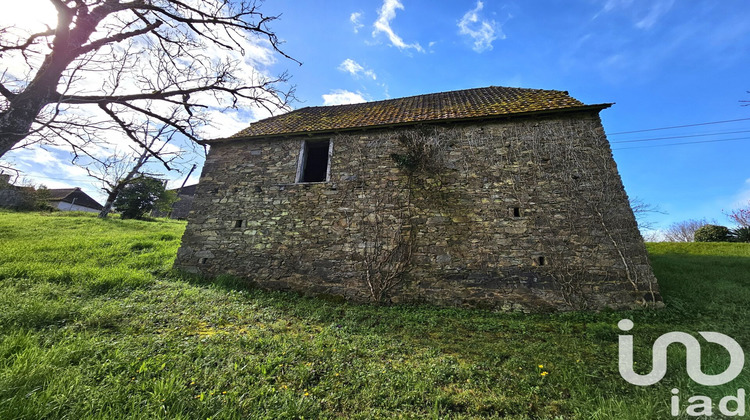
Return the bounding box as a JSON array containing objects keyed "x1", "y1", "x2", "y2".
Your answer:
[{"x1": 1, "y1": 210, "x2": 750, "y2": 419}]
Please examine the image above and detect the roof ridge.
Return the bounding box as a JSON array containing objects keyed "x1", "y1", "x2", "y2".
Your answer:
[
  {"x1": 224, "y1": 85, "x2": 594, "y2": 141},
  {"x1": 290, "y1": 85, "x2": 558, "y2": 113}
]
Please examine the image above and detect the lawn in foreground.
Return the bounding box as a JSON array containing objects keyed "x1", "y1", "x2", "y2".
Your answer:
[{"x1": 1, "y1": 210, "x2": 749, "y2": 419}]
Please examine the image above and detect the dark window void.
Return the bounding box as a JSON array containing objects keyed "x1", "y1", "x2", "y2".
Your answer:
[
  {"x1": 513, "y1": 207, "x2": 521, "y2": 218},
  {"x1": 300, "y1": 140, "x2": 330, "y2": 182},
  {"x1": 537, "y1": 256, "x2": 546, "y2": 266},
  {"x1": 234, "y1": 220, "x2": 244, "y2": 228}
]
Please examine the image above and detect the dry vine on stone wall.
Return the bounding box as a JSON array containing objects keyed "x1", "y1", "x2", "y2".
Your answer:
[
  {"x1": 504, "y1": 118, "x2": 655, "y2": 308},
  {"x1": 335, "y1": 127, "x2": 449, "y2": 303},
  {"x1": 456, "y1": 117, "x2": 656, "y2": 309}
]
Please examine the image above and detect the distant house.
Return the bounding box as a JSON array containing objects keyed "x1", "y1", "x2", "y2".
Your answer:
[
  {"x1": 152, "y1": 184, "x2": 197, "y2": 219},
  {"x1": 47, "y1": 188, "x2": 103, "y2": 213},
  {"x1": 0, "y1": 175, "x2": 103, "y2": 212}
]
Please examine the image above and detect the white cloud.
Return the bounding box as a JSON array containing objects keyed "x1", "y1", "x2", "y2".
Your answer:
[
  {"x1": 1, "y1": 145, "x2": 105, "y2": 200},
  {"x1": 601, "y1": 0, "x2": 633, "y2": 14},
  {"x1": 372, "y1": 0, "x2": 424, "y2": 52},
  {"x1": 1, "y1": 0, "x2": 289, "y2": 203},
  {"x1": 458, "y1": 1, "x2": 503, "y2": 53},
  {"x1": 1, "y1": 140, "x2": 204, "y2": 205},
  {"x1": 594, "y1": 0, "x2": 674, "y2": 30},
  {"x1": 351, "y1": 12, "x2": 364, "y2": 33},
  {"x1": 635, "y1": 0, "x2": 675, "y2": 29},
  {"x1": 338, "y1": 59, "x2": 377, "y2": 80},
  {"x1": 322, "y1": 90, "x2": 367, "y2": 106},
  {"x1": 730, "y1": 178, "x2": 750, "y2": 209}
]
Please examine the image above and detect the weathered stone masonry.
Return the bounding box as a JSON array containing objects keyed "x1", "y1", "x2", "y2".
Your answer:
[{"x1": 176, "y1": 103, "x2": 661, "y2": 311}]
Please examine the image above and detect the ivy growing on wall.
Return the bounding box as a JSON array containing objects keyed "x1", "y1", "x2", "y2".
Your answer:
[{"x1": 336, "y1": 126, "x2": 452, "y2": 303}]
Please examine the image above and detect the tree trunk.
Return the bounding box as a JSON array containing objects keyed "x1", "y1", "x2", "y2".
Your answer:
[
  {"x1": 98, "y1": 191, "x2": 118, "y2": 219},
  {"x1": 0, "y1": 6, "x2": 94, "y2": 159},
  {"x1": 97, "y1": 150, "x2": 150, "y2": 218},
  {"x1": 0, "y1": 95, "x2": 50, "y2": 157}
]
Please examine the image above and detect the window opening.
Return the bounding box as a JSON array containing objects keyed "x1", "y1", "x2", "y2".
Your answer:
[{"x1": 298, "y1": 140, "x2": 331, "y2": 183}]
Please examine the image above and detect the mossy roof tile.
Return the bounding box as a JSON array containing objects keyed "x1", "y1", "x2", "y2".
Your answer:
[{"x1": 225, "y1": 86, "x2": 593, "y2": 141}]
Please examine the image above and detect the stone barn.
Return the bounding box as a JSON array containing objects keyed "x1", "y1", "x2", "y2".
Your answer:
[{"x1": 175, "y1": 86, "x2": 661, "y2": 311}]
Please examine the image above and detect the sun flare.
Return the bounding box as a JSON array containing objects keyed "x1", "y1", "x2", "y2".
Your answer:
[{"x1": 0, "y1": 0, "x2": 58, "y2": 32}]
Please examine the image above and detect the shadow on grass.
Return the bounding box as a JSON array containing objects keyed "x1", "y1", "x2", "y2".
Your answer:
[{"x1": 170, "y1": 247, "x2": 750, "y2": 353}]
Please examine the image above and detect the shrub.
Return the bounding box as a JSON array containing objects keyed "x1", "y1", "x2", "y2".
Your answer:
[
  {"x1": 694, "y1": 224, "x2": 731, "y2": 242},
  {"x1": 732, "y1": 226, "x2": 750, "y2": 243},
  {"x1": 113, "y1": 177, "x2": 176, "y2": 220},
  {"x1": 0, "y1": 183, "x2": 54, "y2": 211}
]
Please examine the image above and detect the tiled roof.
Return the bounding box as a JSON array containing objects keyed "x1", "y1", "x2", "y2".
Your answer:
[
  {"x1": 225, "y1": 86, "x2": 602, "y2": 141},
  {"x1": 47, "y1": 188, "x2": 78, "y2": 201},
  {"x1": 48, "y1": 188, "x2": 103, "y2": 211}
]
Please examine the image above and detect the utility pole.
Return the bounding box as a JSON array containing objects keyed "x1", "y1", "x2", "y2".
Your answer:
[
  {"x1": 168, "y1": 164, "x2": 197, "y2": 218},
  {"x1": 176, "y1": 164, "x2": 197, "y2": 197}
]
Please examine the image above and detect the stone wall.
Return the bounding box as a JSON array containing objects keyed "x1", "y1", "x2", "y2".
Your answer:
[
  {"x1": 0, "y1": 184, "x2": 35, "y2": 210},
  {"x1": 175, "y1": 110, "x2": 661, "y2": 311},
  {"x1": 152, "y1": 193, "x2": 194, "y2": 219}
]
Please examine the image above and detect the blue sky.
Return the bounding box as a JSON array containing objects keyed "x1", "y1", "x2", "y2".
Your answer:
[{"x1": 3, "y1": 0, "x2": 750, "y2": 235}]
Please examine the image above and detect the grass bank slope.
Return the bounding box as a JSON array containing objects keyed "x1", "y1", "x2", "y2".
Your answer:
[{"x1": 1, "y1": 210, "x2": 749, "y2": 419}]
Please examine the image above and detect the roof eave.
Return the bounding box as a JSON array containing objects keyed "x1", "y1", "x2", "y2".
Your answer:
[{"x1": 206, "y1": 103, "x2": 614, "y2": 145}]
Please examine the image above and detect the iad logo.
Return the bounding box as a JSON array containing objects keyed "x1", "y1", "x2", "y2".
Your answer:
[
  {"x1": 617, "y1": 319, "x2": 746, "y2": 417},
  {"x1": 618, "y1": 319, "x2": 744, "y2": 386}
]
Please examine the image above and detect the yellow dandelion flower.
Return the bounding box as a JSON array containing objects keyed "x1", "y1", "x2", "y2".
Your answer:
[
  {"x1": 538, "y1": 364, "x2": 544, "y2": 368},
  {"x1": 304, "y1": 392, "x2": 309, "y2": 396},
  {"x1": 541, "y1": 371, "x2": 549, "y2": 377}
]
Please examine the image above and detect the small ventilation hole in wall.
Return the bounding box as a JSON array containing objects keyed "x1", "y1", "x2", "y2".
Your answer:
[
  {"x1": 537, "y1": 256, "x2": 546, "y2": 266},
  {"x1": 513, "y1": 207, "x2": 521, "y2": 218},
  {"x1": 234, "y1": 220, "x2": 244, "y2": 228},
  {"x1": 198, "y1": 258, "x2": 209, "y2": 265}
]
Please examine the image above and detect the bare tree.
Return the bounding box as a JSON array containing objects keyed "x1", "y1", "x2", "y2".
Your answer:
[
  {"x1": 0, "y1": 0, "x2": 297, "y2": 161},
  {"x1": 663, "y1": 219, "x2": 709, "y2": 242},
  {"x1": 80, "y1": 113, "x2": 185, "y2": 218},
  {"x1": 725, "y1": 201, "x2": 750, "y2": 228},
  {"x1": 629, "y1": 196, "x2": 665, "y2": 232}
]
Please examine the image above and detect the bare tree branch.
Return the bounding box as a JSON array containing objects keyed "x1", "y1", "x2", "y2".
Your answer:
[
  {"x1": 0, "y1": 0, "x2": 297, "y2": 162},
  {"x1": 76, "y1": 20, "x2": 163, "y2": 56},
  {"x1": 98, "y1": 103, "x2": 173, "y2": 169},
  {"x1": 0, "y1": 29, "x2": 55, "y2": 53},
  {"x1": 0, "y1": 81, "x2": 15, "y2": 100}
]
